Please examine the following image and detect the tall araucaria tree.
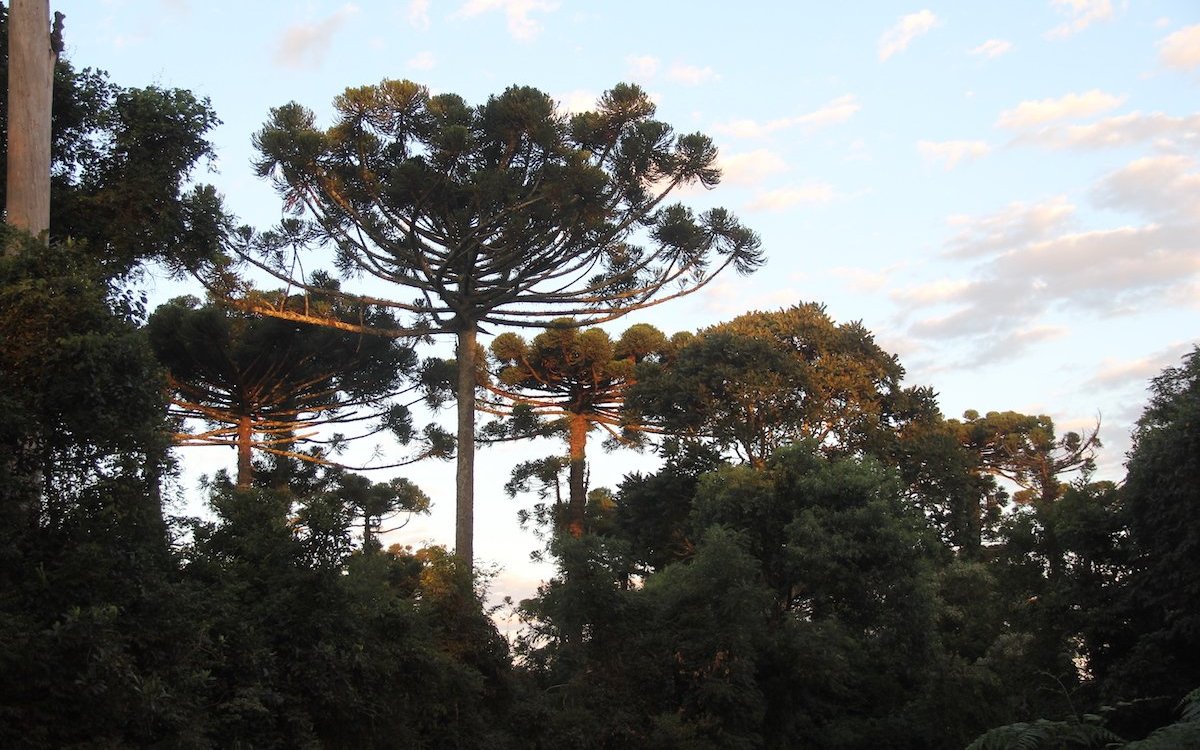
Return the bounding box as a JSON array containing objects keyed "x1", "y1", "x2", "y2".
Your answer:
[
  {"x1": 240, "y1": 80, "x2": 762, "y2": 565},
  {"x1": 481, "y1": 321, "x2": 668, "y2": 537}
]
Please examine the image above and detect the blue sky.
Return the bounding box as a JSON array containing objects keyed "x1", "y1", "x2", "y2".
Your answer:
[{"x1": 58, "y1": 1, "x2": 1200, "y2": 605}]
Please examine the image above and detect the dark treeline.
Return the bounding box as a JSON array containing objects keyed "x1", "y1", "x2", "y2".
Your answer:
[{"x1": 2, "y1": 9, "x2": 1199, "y2": 748}]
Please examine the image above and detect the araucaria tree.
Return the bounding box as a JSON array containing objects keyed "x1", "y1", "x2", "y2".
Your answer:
[
  {"x1": 148, "y1": 288, "x2": 449, "y2": 489},
  {"x1": 482, "y1": 321, "x2": 668, "y2": 537},
  {"x1": 245, "y1": 80, "x2": 762, "y2": 564}
]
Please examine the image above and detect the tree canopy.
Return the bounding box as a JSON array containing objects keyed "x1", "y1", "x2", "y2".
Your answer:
[
  {"x1": 148, "y1": 289, "x2": 451, "y2": 488},
  {"x1": 232, "y1": 79, "x2": 762, "y2": 565},
  {"x1": 629, "y1": 303, "x2": 915, "y2": 467},
  {"x1": 481, "y1": 321, "x2": 668, "y2": 536}
]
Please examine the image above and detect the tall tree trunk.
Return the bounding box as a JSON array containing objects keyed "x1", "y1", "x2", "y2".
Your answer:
[
  {"x1": 455, "y1": 325, "x2": 477, "y2": 566},
  {"x1": 236, "y1": 414, "x2": 253, "y2": 489},
  {"x1": 567, "y1": 413, "x2": 588, "y2": 538},
  {"x1": 5, "y1": 0, "x2": 54, "y2": 242}
]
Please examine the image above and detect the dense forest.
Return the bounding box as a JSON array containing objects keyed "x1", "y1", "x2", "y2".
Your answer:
[{"x1": 2, "y1": 7, "x2": 1198, "y2": 748}]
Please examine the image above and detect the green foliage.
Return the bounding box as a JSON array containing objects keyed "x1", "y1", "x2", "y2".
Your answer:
[
  {"x1": 949, "y1": 410, "x2": 1101, "y2": 505},
  {"x1": 614, "y1": 438, "x2": 726, "y2": 572},
  {"x1": 1106, "y1": 348, "x2": 1200, "y2": 712},
  {"x1": 240, "y1": 77, "x2": 762, "y2": 563},
  {"x1": 148, "y1": 294, "x2": 451, "y2": 485},
  {"x1": 629, "y1": 303, "x2": 915, "y2": 467},
  {"x1": 483, "y1": 321, "x2": 670, "y2": 534},
  {"x1": 966, "y1": 689, "x2": 1200, "y2": 750},
  {"x1": 247, "y1": 78, "x2": 761, "y2": 332},
  {"x1": 0, "y1": 11, "x2": 225, "y2": 277},
  {"x1": 0, "y1": 233, "x2": 169, "y2": 532},
  {"x1": 965, "y1": 717, "x2": 1124, "y2": 750}
]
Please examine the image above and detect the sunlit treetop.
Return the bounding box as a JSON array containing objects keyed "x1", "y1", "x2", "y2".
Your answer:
[{"x1": 243, "y1": 79, "x2": 762, "y2": 333}]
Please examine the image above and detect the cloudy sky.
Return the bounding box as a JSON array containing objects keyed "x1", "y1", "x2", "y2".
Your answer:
[{"x1": 59, "y1": 0, "x2": 1200, "y2": 604}]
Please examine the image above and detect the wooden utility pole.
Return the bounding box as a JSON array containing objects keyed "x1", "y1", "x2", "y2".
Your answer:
[{"x1": 6, "y1": 0, "x2": 57, "y2": 243}]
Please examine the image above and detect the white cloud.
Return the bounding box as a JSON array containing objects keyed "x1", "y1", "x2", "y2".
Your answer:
[
  {"x1": 845, "y1": 138, "x2": 872, "y2": 162},
  {"x1": 1015, "y1": 111, "x2": 1200, "y2": 151},
  {"x1": 1047, "y1": 0, "x2": 1114, "y2": 38},
  {"x1": 667, "y1": 62, "x2": 718, "y2": 86},
  {"x1": 879, "y1": 10, "x2": 939, "y2": 61},
  {"x1": 556, "y1": 89, "x2": 597, "y2": 115},
  {"x1": 701, "y1": 282, "x2": 801, "y2": 316},
  {"x1": 903, "y1": 171, "x2": 1199, "y2": 346},
  {"x1": 892, "y1": 278, "x2": 973, "y2": 305},
  {"x1": 971, "y1": 39, "x2": 1013, "y2": 58},
  {"x1": 113, "y1": 34, "x2": 145, "y2": 49},
  {"x1": 1158, "y1": 24, "x2": 1200, "y2": 73},
  {"x1": 997, "y1": 89, "x2": 1126, "y2": 128},
  {"x1": 746, "y1": 183, "x2": 837, "y2": 211},
  {"x1": 713, "y1": 95, "x2": 859, "y2": 138},
  {"x1": 977, "y1": 325, "x2": 1071, "y2": 360},
  {"x1": 945, "y1": 196, "x2": 1076, "y2": 258},
  {"x1": 1092, "y1": 154, "x2": 1200, "y2": 222},
  {"x1": 918, "y1": 139, "x2": 991, "y2": 169},
  {"x1": 273, "y1": 4, "x2": 360, "y2": 70},
  {"x1": 717, "y1": 149, "x2": 788, "y2": 186},
  {"x1": 406, "y1": 51, "x2": 435, "y2": 70},
  {"x1": 795, "y1": 94, "x2": 861, "y2": 128},
  {"x1": 1088, "y1": 345, "x2": 1195, "y2": 388},
  {"x1": 626, "y1": 54, "x2": 659, "y2": 80},
  {"x1": 453, "y1": 0, "x2": 559, "y2": 42},
  {"x1": 830, "y1": 267, "x2": 888, "y2": 293},
  {"x1": 408, "y1": 0, "x2": 430, "y2": 30}
]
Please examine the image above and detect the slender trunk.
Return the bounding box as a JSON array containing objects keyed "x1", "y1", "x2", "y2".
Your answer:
[
  {"x1": 6, "y1": 0, "x2": 55, "y2": 242},
  {"x1": 566, "y1": 413, "x2": 588, "y2": 538},
  {"x1": 455, "y1": 325, "x2": 477, "y2": 566},
  {"x1": 236, "y1": 414, "x2": 253, "y2": 489}
]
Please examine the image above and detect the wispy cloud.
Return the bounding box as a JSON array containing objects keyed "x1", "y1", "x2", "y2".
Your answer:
[
  {"x1": 1013, "y1": 111, "x2": 1200, "y2": 152},
  {"x1": 453, "y1": 0, "x2": 559, "y2": 42},
  {"x1": 273, "y1": 4, "x2": 360, "y2": 70},
  {"x1": 879, "y1": 10, "x2": 939, "y2": 61},
  {"x1": 667, "y1": 62, "x2": 718, "y2": 86},
  {"x1": 997, "y1": 89, "x2": 1125, "y2": 129},
  {"x1": 713, "y1": 95, "x2": 860, "y2": 138},
  {"x1": 892, "y1": 278, "x2": 973, "y2": 305},
  {"x1": 1091, "y1": 153, "x2": 1200, "y2": 222},
  {"x1": 408, "y1": 0, "x2": 431, "y2": 30},
  {"x1": 556, "y1": 89, "x2": 597, "y2": 115},
  {"x1": 626, "y1": 54, "x2": 659, "y2": 80},
  {"x1": 944, "y1": 196, "x2": 1075, "y2": 258},
  {"x1": 1047, "y1": 0, "x2": 1114, "y2": 39},
  {"x1": 918, "y1": 139, "x2": 991, "y2": 169},
  {"x1": 970, "y1": 39, "x2": 1013, "y2": 58},
  {"x1": 796, "y1": 94, "x2": 861, "y2": 128},
  {"x1": 899, "y1": 156, "x2": 1200, "y2": 352},
  {"x1": 976, "y1": 325, "x2": 1070, "y2": 360},
  {"x1": 1087, "y1": 345, "x2": 1198, "y2": 389},
  {"x1": 1158, "y1": 24, "x2": 1200, "y2": 73},
  {"x1": 830, "y1": 266, "x2": 888, "y2": 293},
  {"x1": 406, "y1": 50, "x2": 436, "y2": 70},
  {"x1": 717, "y1": 149, "x2": 788, "y2": 186},
  {"x1": 746, "y1": 183, "x2": 837, "y2": 211}
]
